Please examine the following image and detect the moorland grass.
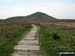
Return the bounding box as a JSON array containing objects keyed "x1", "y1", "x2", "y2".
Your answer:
[
  {"x1": 0, "y1": 24, "x2": 32, "y2": 56},
  {"x1": 38, "y1": 24, "x2": 75, "y2": 56}
]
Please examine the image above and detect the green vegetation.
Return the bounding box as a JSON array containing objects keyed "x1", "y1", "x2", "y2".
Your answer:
[
  {"x1": 38, "y1": 24, "x2": 75, "y2": 56},
  {"x1": 0, "y1": 23, "x2": 32, "y2": 56}
]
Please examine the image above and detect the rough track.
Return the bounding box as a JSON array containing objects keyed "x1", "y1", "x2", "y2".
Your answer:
[{"x1": 12, "y1": 24, "x2": 42, "y2": 56}]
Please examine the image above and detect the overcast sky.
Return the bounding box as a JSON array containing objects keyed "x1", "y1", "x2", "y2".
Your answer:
[{"x1": 0, "y1": 0, "x2": 75, "y2": 19}]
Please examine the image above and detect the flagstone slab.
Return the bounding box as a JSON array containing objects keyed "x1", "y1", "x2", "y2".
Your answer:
[
  {"x1": 25, "y1": 37, "x2": 35, "y2": 40},
  {"x1": 14, "y1": 45, "x2": 40, "y2": 51},
  {"x1": 19, "y1": 40, "x2": 39, "y2": 45}
]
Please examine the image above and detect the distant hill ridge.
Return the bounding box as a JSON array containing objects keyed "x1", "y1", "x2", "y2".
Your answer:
[
  {"x1": 25, "y1": 12, "x2": 56, "y2": 19},
  {"x1": 0, "y1": 12, "x2": 75, "y2": 25},
  {"x1": 6, "y1": 12, "x2": 56, "y2": 20}
]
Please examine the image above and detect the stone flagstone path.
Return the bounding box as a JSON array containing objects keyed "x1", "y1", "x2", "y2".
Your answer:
[{"x1": 12, "y1": 24, "x2": 42, "y2": 56}]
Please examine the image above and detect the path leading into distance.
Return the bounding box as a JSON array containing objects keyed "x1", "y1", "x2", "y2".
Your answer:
[{"x1": 12, "y1": 24, "x2": 42, "y2": 56}]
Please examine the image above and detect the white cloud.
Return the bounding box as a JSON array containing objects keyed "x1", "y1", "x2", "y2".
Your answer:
[
  {"x1": 0, "y1": 2, "x2": 75, "y2": 19},
  {"x1": 49, "y1": 2, "x2": 75, "y2": 19}
]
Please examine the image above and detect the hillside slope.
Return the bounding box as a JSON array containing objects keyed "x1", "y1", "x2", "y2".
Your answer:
[{"x1": 6, "y1": 12, "x2": 56, "y2": 21}]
